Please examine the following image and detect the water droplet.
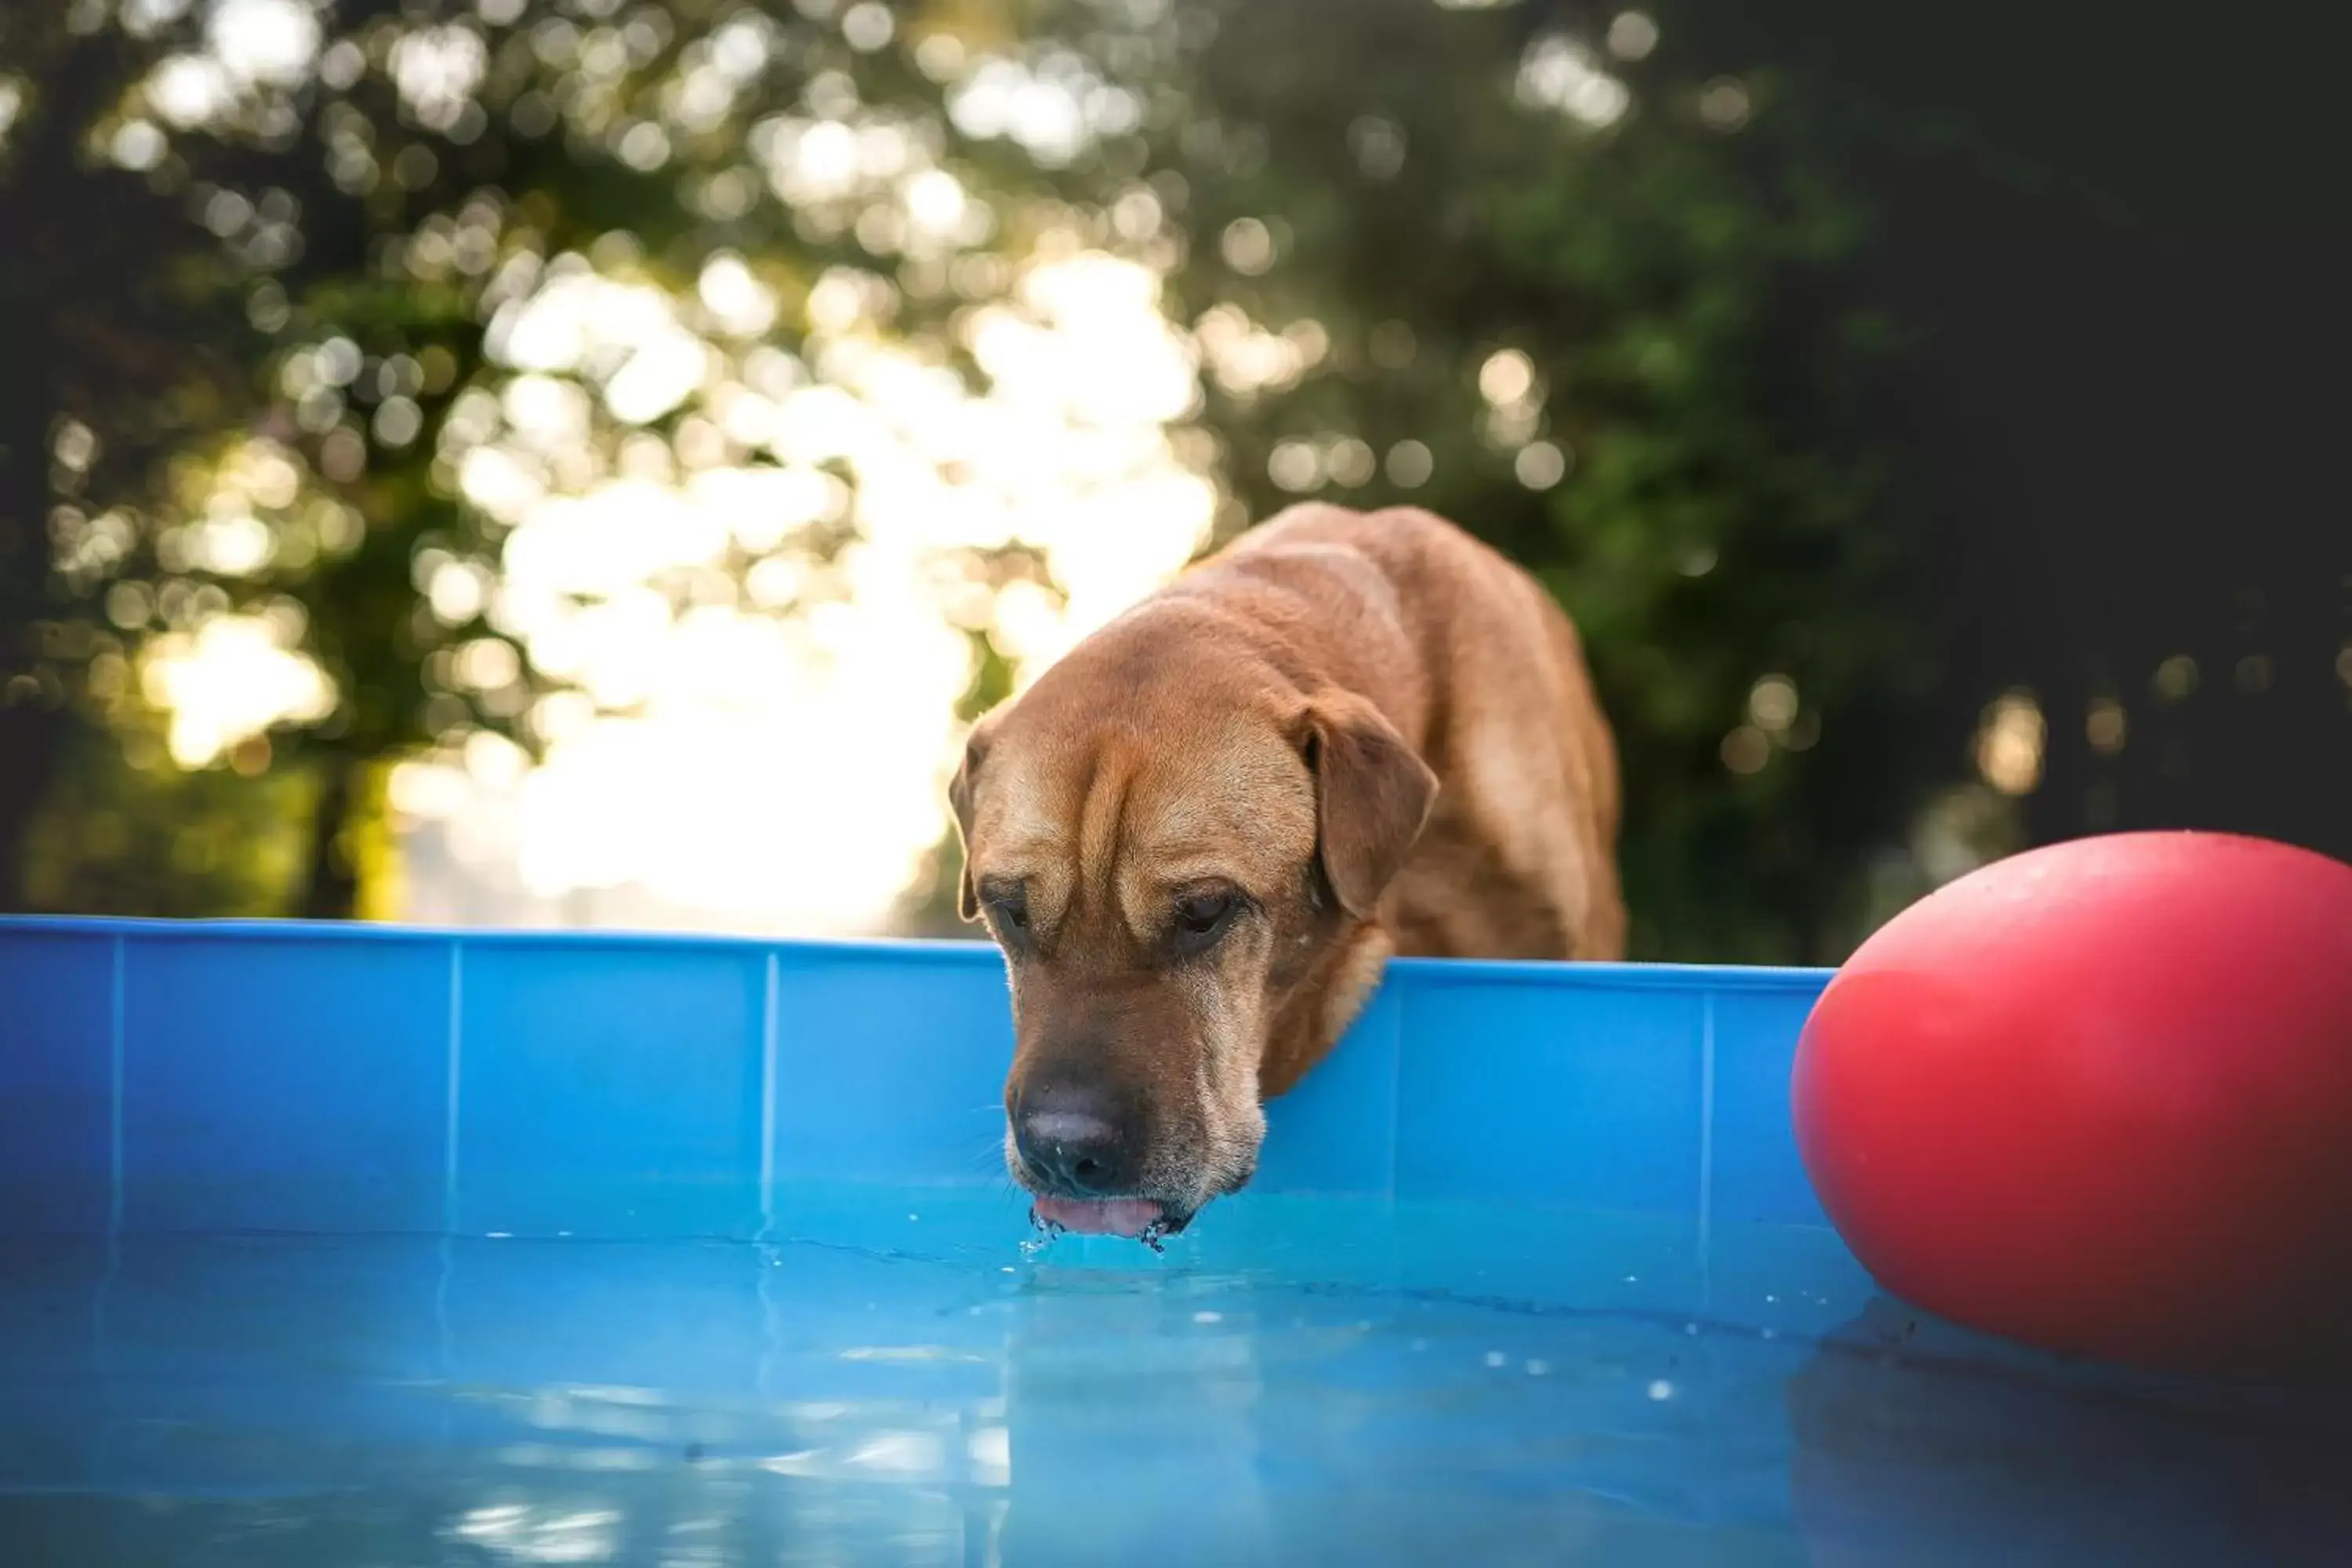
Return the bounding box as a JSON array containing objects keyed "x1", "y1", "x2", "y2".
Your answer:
[
  {"x1": 1484, "y1": 1351, "x2": 1508, "y2": 1368},
  {"x1": 1647, "y1": 1380, "x2": 1675, "y2": 1401},
  {"x1": 1192, "y1": 1310, "x2": 1222, "y2": 1324}
]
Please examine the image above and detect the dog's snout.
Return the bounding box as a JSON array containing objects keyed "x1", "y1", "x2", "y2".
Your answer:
[{"x1": 1013, "y1": 1081, "x2": 1142, "y2": 1196}]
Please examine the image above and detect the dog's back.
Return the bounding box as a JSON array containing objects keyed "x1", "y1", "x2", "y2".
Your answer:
[{"x1": 1203, "y1": 504, "x2": 1626, "y2": 962}]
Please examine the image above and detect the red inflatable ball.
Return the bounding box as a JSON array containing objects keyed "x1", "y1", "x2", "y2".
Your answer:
[{"x1": 1793, "y1": 831, "x2": 2352, "y2": 1376}]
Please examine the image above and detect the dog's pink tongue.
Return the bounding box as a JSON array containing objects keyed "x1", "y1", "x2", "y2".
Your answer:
[{"x1": 1033, "y1": 1196, "x2": 1163, "y2": 1237}]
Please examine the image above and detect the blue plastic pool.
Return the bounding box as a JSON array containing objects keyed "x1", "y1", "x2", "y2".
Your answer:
[{"x1": 2, "y1": 919, "x2": 2346, "y2": 1565}]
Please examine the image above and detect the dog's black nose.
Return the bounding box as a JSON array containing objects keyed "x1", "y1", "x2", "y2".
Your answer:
[{"x1": 1013, "y1": 1083, "x2": 1140, "y2": 1196}]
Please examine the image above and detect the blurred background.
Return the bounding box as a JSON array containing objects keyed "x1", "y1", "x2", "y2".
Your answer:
[{"x1": 1, "y1": 0, "x2": 2343, "y2": 963}]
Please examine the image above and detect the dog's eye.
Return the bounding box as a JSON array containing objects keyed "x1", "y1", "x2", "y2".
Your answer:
[
  {"x1": 981, "y1": 884, "x2": 1029, "y2": 935},
  {"x1": 1172, "y1": 890, "x2": 1240, "y2": 950}
]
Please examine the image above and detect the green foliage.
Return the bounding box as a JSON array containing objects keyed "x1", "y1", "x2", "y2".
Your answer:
[
  {"x1": 0, "y1": 0, "x2": 1011, "y2": 915},
  {"x1": 22, "y1": 706, "x2": 313, "y2": 918}
]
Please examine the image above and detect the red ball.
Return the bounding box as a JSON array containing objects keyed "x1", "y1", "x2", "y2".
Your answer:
[{"x1": 1793, "y1": 831, "x2": 2352, "y2": 1375}]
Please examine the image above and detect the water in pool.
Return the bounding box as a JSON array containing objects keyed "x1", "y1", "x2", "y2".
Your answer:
[{"x1": 2, "y1": 1189, "x2": 2346, "y2": 1566}]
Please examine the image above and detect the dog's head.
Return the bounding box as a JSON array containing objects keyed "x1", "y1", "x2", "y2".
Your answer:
[{"x1": 951, "y1": 644, "x2": 1436, "y2": 1238}]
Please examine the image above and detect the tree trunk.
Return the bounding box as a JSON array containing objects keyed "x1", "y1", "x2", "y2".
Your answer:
[
  {"x1": 0, "y1": 704, "x2": 71, "y2": 913},
  {"x1": 0, "y1": 26, "x2": 129, "y2": 913},
  {"x1": 298, "y1": 751, "x2": 362, "y2": 920}
]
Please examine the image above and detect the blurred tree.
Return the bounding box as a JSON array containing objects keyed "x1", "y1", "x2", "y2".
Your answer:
[
  {"x1": 20, "y1": 698, "x2": 315, "y2": 916},
  {"x1": 0, "y1": 0, "x2": 1045, "y2": 916}
]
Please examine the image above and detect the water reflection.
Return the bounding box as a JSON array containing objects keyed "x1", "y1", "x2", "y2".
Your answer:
[
  {"x1": 1788, "y1": 1296, "x2": 2352, "y2": 1566},
  {"x1": 1, "y1": 1206, "x2": 2348, "y2": 1564},
  {"x1": 999, "y1": 1262, "x2": 1276, "y2": 1563}
]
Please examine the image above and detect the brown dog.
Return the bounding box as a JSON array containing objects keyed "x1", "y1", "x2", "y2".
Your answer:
[{"x1": 950, "y1": 503, "x2": 1624, "y2": 1239}]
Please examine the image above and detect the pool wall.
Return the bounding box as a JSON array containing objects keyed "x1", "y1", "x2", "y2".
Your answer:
[{"x1": 0, "y1": 919, "x2": 1830, "y2": 1240}]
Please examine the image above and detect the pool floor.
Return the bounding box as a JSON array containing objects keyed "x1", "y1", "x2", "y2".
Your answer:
[{"x1": 2, "y1": 1191, "x2": 2347, "y2": 1566}]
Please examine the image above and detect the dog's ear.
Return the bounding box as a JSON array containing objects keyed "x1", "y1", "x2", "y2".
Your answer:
[
  {"x1": 947, "y1": 715, "x2": 997, "y2": 922},
  {"x1": 1299, "y1": 692, "x2": 1438, "y2": 918}
]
